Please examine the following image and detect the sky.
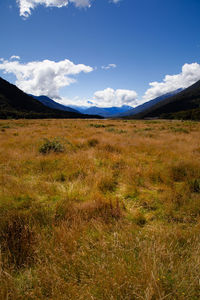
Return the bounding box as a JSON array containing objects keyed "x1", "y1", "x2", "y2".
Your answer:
[{"x1": 0, "y1": 0, "x2": 200, "y2": 107}]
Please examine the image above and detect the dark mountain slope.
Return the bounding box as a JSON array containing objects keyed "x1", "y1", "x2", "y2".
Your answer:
[
  {"x1": 117, "y1": 89, "x2": 182, "y2": 117},
  {"x1": 31, "y1": 95, "x2": 79, "y2": 113},
  {"x1": 126, "y1": 80, "x2": 200, "y2": 120},
  {"x1": 0, "y1": 77, "x2": 102, "y2": 119}
]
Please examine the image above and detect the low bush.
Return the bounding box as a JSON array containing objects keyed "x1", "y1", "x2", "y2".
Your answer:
[
  {"x1": 89, "y1": 124, "x2": 105, "y2": 128},
  {"x1": 39, "y1": 138, "x2": 65, "y2": 154}
]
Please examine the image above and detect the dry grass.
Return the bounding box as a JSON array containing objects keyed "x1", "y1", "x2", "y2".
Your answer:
[{"x1": 0, "y1": 119, "x2": 200, "y2": 299}]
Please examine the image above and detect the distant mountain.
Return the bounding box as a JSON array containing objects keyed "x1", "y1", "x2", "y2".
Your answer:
[
  {"x1": 0, "y1": 77, "x2": 102, "y2": 119},
  {"x1": 67, "y1": 105, "x2": 89, "y2": 113},
  {"x1": 68, "y1": 105, "x2": 133, "y2": 117},
  {"x1": 31, "y1": 95, "x2": 79, "y2": 113},
  {"x1": 117, "y1": 89, "x2": 183, "y2": 118},
  {"x1": 127, "y1": 80, "x2": 200, "y2": 120}
]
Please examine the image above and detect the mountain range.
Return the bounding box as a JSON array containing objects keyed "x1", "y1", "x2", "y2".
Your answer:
[
  {"x1": 127, "y1": 80, "x2": 200, "y2": 120},
  {"x1": 117, "y1": 89, "x2": 183, "y2": 117},
  {"x1": 30, "y1": 95, "x2": 133, "y2": 117},
  {"x1": 31, "y1": 95, "x2": 79, "y2": 113},
  {"x1": 1, "y1": 75, "x2": 200, "y2": 120},
  {"x1": 0, "y1": 77, "x2": 102, "y2": 119},
  {"x1": 69, "y1": 105, "x2": 133, "y2": 117}
]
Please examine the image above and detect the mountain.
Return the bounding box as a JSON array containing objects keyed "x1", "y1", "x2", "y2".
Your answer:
[
  {"x1": 0, "y1": 77, "x2": 102, "y2": 119},
  {"x1": 29, "y1": 96, "x2": 133, "y2": 117},
  {"x1": 117, "y1": 89, "x2": 183, "y2": 118},
  {"x1": 68, "y1": 105, "x2": 133, "y2": 117},
  {"x1": 127, "y1": 80, "x2": 200, "y2": 120},
  {"x1": 31, "y1": 95, "x2": 79, "y2": 113}
]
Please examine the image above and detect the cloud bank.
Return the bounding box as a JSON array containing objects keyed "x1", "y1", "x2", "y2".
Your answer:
[
  {"x1": 17, "y1": 0, "x2": 121, "y2": 17},
  {"x1": 0, "y1": 57, "x2": 93, "y2": 98},
  {"x1": 93, "y1": 88, "x2": 138, "y2": 107},
  {"x1": 1, "y1": 57, "x2": 200, "y2": 108},
  {"x1": 143, "y1": 62, "x2": 200, "y2": 102},
  {"x1": 60, "y1": 88, "x2": 138, "y2": 108}
]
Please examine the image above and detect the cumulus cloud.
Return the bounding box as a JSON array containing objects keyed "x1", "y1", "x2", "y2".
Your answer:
[
  {"x1": 143, "y1": 62, "x2": 200, "y2": 102},
  {"x1": 92, "y1": 88, "x2": 138, "y2": 107},
  {"x1": 58, "y1": 96, "x2": 93, "y2": 107},
  {"x1": 101, "y1": 63, "x2": 117, "y2": 70},
  {"x1": 17, "y1": 0, "x2": 121, "y2": 17},
  {"x1": 59, "y1": 88, "x2": 138, "y2": 108},
  {"x1": 17, "y1": 0, "x2": 91, "y2": 17},
  {"x1": 0, "y1": 57, "x2": 93, "y2": 98}
]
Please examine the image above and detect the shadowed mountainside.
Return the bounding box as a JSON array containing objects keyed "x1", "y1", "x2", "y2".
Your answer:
[
  {"x1": 0, "y1": 77, "x2": 102, "y2": 119},
  {"x1": 117, "y1": 89, "x2": 182, "y2": 118},
  {"x1": 126, "y1": 80, "x2": 200, "y2": 120},
  {"x1": 31, "y1": 95, "x2": 79, "y2": 113}
]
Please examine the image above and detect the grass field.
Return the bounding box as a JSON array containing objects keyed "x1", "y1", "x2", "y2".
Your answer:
[{"x1": 0, "y1": 119, "x2": 200, "y2": 299}]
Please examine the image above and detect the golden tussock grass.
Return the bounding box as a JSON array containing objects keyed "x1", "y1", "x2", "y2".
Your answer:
[{"x1": 0, "y1": 119, "x2": 200, "y2": 299}]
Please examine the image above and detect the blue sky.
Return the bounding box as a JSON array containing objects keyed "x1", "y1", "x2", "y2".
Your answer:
[{"x1": 0, "y1": 0, "x2": 200, "y2": 107}]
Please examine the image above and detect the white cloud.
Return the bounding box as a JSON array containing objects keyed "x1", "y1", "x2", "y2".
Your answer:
[
  {"x1": 101, "y1": 63, "x2": 117, "y2": 70},
  {"x1": 111, "y1": 0, "x2": 121, "y2": 3},
  {"x1": 17, "y1": 0, "x2": 121, "y2": 17},
  {"x1": 10, "y1": 55, "x2": 20, "y2": 60},
  {"x1": 58, "y1": 88, "x2": 138, "y2": 108},
  {"x1": 0, "y1": 57, "x2": 93, "y2": 98},
  {"x1": 70, "y1": 0, "x2": 92, "y2": 7},
  {"x1": 17, "y1": 0, "x2": 91, "y2": 17},
  {"x1": 93, "y1": 88, "x2": 138, "y2": 107},
  {"x1": 143, "y1": 62, "x2": 200, "y2": 102},
  {"x1": 58, "y1": 96, "x2": 92, "y2": 107}
]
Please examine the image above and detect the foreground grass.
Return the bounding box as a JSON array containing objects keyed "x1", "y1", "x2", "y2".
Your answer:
[{"x1": 0, "y1": 119, "x2": 200, "y2": 299}]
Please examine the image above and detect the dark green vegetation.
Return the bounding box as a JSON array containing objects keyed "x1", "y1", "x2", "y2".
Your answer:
[
  {"x1": 0, "y1": 77, "x2": 102, "y2": 119},
  {"x1": 39, "y1": 138, "x2": 65, "y2": 154},
  {"x1": 126, "y1": 80, "x2": 200, "y2": 120}
]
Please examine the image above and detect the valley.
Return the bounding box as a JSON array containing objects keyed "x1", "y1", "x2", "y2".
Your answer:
[{"x1": 1, "y1": 119, "x2": 200, "y2": 299}]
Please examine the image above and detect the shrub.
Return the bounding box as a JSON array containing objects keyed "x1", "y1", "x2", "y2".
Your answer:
[
  {"x1": 39, "y1": 138, "x2": 65, "y2": 154},
  {"x1": 89, "y1": 124, "x2": 105, "y2": 128},
  {"x1": 170, "y1": 126, "x2": 189, "y2": 134}
]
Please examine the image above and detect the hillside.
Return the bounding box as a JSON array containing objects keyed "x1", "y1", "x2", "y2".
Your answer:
[
  {"x1": 127, "y1": 80, "x2": 200, "y2": 120},
  {"x1": 0, "y1": 77, "x2": 102, "y2": 119},
  {"x1": 117, "y1": 89, "x2": 182, "y2": 117},
  {"x1": 31, "y1": 95, "x2": 79, "y2": 113}
]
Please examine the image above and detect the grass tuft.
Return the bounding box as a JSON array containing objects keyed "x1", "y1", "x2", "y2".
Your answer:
[{"x1": 39, "y1": 138, "x2": 65, "y2": 154}]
